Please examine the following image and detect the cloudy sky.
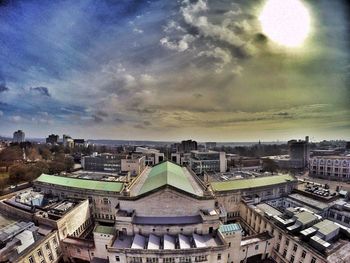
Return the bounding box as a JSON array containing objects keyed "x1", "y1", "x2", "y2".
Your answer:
[{"x1": 0, "y1": 0, "x2": 349, "y2": 141}]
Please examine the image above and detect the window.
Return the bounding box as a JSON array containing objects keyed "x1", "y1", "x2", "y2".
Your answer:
[
  {"x1": 28, "y1": 256, "x2": 34, "y2": 263},
  {"x1": 290, "y1": 255, "x2": 295, "y2": 263},
  {"x1": 116, "y1": 256, "x2": 120, "y2": 262},
  {"x1": 276, "y1": 244, "x2": 280, "y2": 252},
  {"x1": 283, "y1": 249, "x2": 287, "y2": 258},
  {"x1": 255, "y1": 245, "x2": 259, "y2": 250},
  {"x1": 301, "y1": 250, "x2": 306, "y2": 258},
  {"x1": 45, "y1": 242, "x2": 50, "y2": 250},
  {"x1": 293, "y1": 244, "x2": 298, "y2": 252},
  {"x1": 218, "y1": 254, "x2": 221, "y2": 260},
  {"x1": 37, "y1": 249, "x2": 43, "y2": 257},
  {"x1": 311, "y1": 257, "x2": 316, "y2": 263},
  {"x1": 49, "y1": 254, "x2": 53, "y2": 262},
  {"x1": 285, "y1": 239, "x2": 289, "y2": 246},
  {"x1": 278, "y1": 233, "x2": 282, "y2": 240},
  {"x1": 77, "y1": 248, "x2": 81, "y2": 254}
]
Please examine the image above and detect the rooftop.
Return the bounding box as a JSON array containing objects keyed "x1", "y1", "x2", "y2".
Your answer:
[
  {"x1": 94, "y1": 225, "x2": 115, "y2": 235},
  {"x1": 35, "y1": 174, "x2": 124, "y2": 192},
  {"x1": 294, "y1": 211, "x2": 318, "y2": 225},
  {"x1": 219, "y1": 223, "x2": 242, "y2": 234},
  {"x1": 211, "y1": 174, "x2": 296, "y2": 192},
  {"x1": 138, "y1": 161, "x2": 198, "y2": 196}
]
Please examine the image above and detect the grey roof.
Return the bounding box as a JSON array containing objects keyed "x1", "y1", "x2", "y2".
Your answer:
[
  {"x1": 294, "y1": 211, "x2": 318, "y2": 225},
  {"x1": 314, "y1": 220, "x2": 339, "y2": 236}
]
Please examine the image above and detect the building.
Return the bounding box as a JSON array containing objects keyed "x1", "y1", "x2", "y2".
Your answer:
[
  {"x1": 189, "y1": 150, "x2": 227, "y2": 174},
  {"x1": 264, "y1": 136, "x2": 310, "y2": 170},
  {"x1": 13, "y1": 130, "x2": 25, "y2": 143},
  {"x1": 46, "y1": 134, "x2": 59, "y2": 145},
  {"x1": 177, "y1": 140, "x2": 198, "y2": 153},
  {"x1": 63, "y1": 134, "x2": 74, "y2": 148},
  {"x1": 19, "y1": 161, "x2": 350, "y2": 262},
  {"x1": 170, "y1": 152, "x2": 191, "y2": 166},
  {"x1": 287, "y1": 136, "x2": 310, "y2": 168},
  {"x1": 121, "y1": 155, "x2": 146, "y2": 176},
  {"x1": 309, "y1": 156, "x2": 350, "y2": 181},
  {"x1": 133, "y1": 147, "x2": 165, "y2": 166},
  {"x1": 74, "y1": 139, "x2": 85, "y2": 148},
  {"x1": 0, "y1": 190, "x2": 91, "y2": 263},
  {"x1": 82, "y1": 153, "x2": 124, "y2": 173}
]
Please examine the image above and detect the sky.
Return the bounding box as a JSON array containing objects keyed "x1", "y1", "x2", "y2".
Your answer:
[{"x1": 0, "y1": 0, "x2": 349, "y2": 142}]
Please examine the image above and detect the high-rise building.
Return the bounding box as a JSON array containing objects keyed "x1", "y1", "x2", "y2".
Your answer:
[
  {"x1": 13, "y1": 130, "x2": 25, "y2": 143},
  {"x1": 287, "y1": 136, "x2": 310, "y2": 168},
  {"x1": 46, "y1": 134, "x2": 59, "y2": 144}
]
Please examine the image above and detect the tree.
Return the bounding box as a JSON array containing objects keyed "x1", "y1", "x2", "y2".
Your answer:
[
  {"x1": 26, "y1": 161, "x2": 49, "y2": 181},
  {"x1": 0, "y1": 146, "x2": 23, "y2": 171},
  {"x1": 39, "y1": 146, "x2": 52, "y2": 160},
  {"x1": 0, "y1": 177, "x2": 8, "y2": 192},
  {"x1": 262, "y1": 158, "x2": 279, "y2": 174},
  {"x1": 9, "y1": 163, "x2": 28, "y2": 184},
  {"x1": 48, "y1": 161, "x2": 66, "y2": 174},
  {"x1": 64, "y1": 157, "x2": 75, "y2": 172},
  {"x1": 26, "y1": 147, "x2": 41, "y2": 162}
]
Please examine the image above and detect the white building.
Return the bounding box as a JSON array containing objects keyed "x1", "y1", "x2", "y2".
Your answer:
[
  {"x1": 189, "y1": 150, "x2": 227, "y2": 174},
  {"x1": 309, "y1": 156, "x2": 350, "y2": 180}
]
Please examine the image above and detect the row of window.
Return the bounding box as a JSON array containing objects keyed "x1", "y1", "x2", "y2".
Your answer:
[
  {"x1": 28, "y1": 238, "x2": 58, "y2": 263},
  {"x1": 276, "y1": 232, "x2": 316, "y2": 263},
  {"x1": 119, "y1": 255, "x2": 210, "y2": 263}
]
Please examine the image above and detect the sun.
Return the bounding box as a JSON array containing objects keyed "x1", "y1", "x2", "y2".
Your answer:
[{"x1": 259, "y1": 0, "x2": 311, "y2": 48}]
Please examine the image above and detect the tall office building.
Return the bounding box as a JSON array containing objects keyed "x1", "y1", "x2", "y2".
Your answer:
[
  {"x1": 13, "y1": 130, "x2": 25, "y2": 143},
  {"x1": 287, "y1": 136, "x2": 310, "y2": 168}
]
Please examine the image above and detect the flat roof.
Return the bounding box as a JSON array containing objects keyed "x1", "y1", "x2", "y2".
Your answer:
[
  {"x1": 314, "y1": 220, "x2": 339, "y2": 236},
  {"x1": 211, "y1": 174, "x2": 296, "y2": 192},
  {"x1": 35, "y1": 174, "x2": 124, "y2": 192},
  {"x1": 295, "y1": 211, "x2": 318, "y2": 225},
  {"x1": 94, "y1": 225, "x2": 115, "y2": 235}
]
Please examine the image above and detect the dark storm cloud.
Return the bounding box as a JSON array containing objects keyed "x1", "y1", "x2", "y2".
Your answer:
[
  {"x1": 0, "y1": 84, "x2": 9, "y2": 93},
  {"x1": 29, "y1": 87, "x2": 51, "y2": 97}
]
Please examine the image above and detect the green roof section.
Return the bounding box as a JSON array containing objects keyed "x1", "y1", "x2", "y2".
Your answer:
[
  {"x1": 219, "y1": 223, "x2": 242, "y2": 234},
  {"x1": 211, "y1": 174, "x2": 296, "y2": 192},
  {"x1": 138, "y1": 161, "x2": 196, "y2": 195},
  {"x1": 35, "y1": 174, "x2": 124, "y2": 192},
  {"x1": 94, "y1": 225, "x2": 115, "y2": 235}
]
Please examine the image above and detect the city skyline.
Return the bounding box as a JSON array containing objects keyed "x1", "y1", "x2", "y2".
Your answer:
[{"x1": 0, "y1": 0, "x2": 349, "y2": 141}]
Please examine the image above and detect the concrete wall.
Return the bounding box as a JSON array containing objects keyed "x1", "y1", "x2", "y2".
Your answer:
[{"x1": 120, "y1": 188, "x2": 215, "y2": 217}]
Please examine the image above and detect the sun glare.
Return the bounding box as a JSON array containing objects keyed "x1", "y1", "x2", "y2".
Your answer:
[{"x1": 259, "y1": 0, "x2": 311, "y2": 48}]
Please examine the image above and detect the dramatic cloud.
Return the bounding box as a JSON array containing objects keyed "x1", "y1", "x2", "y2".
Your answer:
[
  {"x1": 0, "y1": 84, "x2": 9, "y2": 93},
  {"x1": 30, "y1": 87, "x2": 51, "y2": 97},
  {"x1": 0, "y1": 0, "x2": 348, "y2": 141}
]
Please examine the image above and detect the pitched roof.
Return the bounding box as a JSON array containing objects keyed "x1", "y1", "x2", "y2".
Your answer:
[
  {"x1": 35, "y1": 174, "x2": 124, "y2": 192},
  {"x1": 211, "y1": 174, "x2": 296, "y2": 192},
  {"x1": 138, "y1": 161, "x2": 196, "y2": 195}
]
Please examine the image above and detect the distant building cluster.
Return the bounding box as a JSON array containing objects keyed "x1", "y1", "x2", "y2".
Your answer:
[{"x1": 13, "y1": 130, "x2": 25, "y2": 143}]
